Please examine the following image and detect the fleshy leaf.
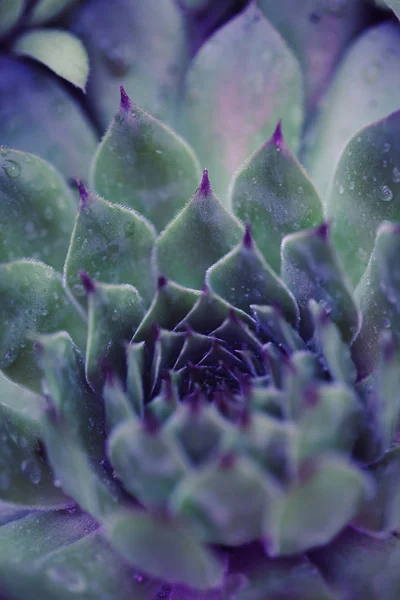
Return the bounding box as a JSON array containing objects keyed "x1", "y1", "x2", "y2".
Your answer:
[
  {"x1": 229, "y1": 123, "x2": 323, "y2": 273},
  {"x1": 64, "y1": 185, "x2": 156, "y2": 306},
  {"x1": 126, "y1": 342, "x2": 146, "y2": 416},
  {"x1": 304, "y1": 22, "x2": 400, "y2": 197},
  {"x1": 385, "y1": 0, "x2": 400, "y2": 17},
  {"x1": 28, "y1": 0, "x2": 80, "y2": 25},
  {"x1": 257, "y1": 0, "x2": 368, "y2": 112},
  {"x1": 106, "y1": 510, "x2": 224, "y2": 589},
  {"x1": 0, "y1": 372, "x2": 69, "y2": 508},
  {"x1": 73, "y1": 0, "x2": 189, "y2": 130},
  {"x1": 108, "y1": 420, "x2": 188, "y2": 509},
  {"x1": 91, "y1": 88, "x2": 201, "y2": 232},
  {"x1": 84, "y1": 279, "x2": 144, "y2": 393},
  {"x1": 0, "y1": 149, "x2": 76, "y2": 272},
  {"x1": 0, "y1": 260, "x2": 85, "y2": 391},
  {"x1": 182, "y1": 2, "x2": 303, "y2": 199},
  {"x1": 327, "y1": 111, "x2": 400, "y2": 287},
  {"x1": 13, "y1": 30, "x2": 89, "y2": 91},
  {"x1": 103, "y1": 373, "x2": 136, "y2": 431},
  {"x1": 0, "y1": 57, "x2": 97, "y2": 180},
  {"x1": 206, "y1": 227, "x2": 298, "y2": 326},
  {"x1": 0, "y1": 0, "x2": 24, "y2": 38},
  {"x1": 281, "y1": 224, "x2": 359, "y2": 342},
  {"x1": 269, "y1": 455, "x2": 371, "y2": 555},
  {"x1": 352, "y1": 223, "x2": 400, "y2": 378},
  {"x1": 252, "y1": 304, "x2": 306, "y2": 354},
  {"x1": 171, "y1": 455, "x2": 282, "y2": 545},
  {"x1": 156, "y1": 170, "x2": 244, "y2": 288}
]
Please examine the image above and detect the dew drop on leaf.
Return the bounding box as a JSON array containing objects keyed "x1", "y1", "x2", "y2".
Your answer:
[{"x1": 380, "y1": 184, "x2": 394, "y2": 202}]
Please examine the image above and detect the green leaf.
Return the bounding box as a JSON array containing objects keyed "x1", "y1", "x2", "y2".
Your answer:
[
  {"x1": 106, "y1": 509, "x2": 224, "y2": 589},
  {"x1": 252, "y1": 304, "x2": 306, "y2": 354},
  {"x1": 0, "y1": 149, "x2": 76, "y2": 272},
  {"x1": 207, "y1": 226, "x2": 298, "y2": 326},
  {"x1": 13, "y1": 30, "x2": 89, "y2": 91},
  {"x1": 310, "y1": 528, "x2": 400, "y2": 600},
  {"x1": 73, "y1": 0, "x2": 189, "y2": 130},
  {"x1": 84, "y1": 278, "x2": 145, "y2": 393},
  {"x1": 126, "y1": 342, "x2": 146, "y2": 416},
  {"x1": 327, "y1": 111, "x2": 400, "y2": 287},
  {"x1": 269, "y1": 455, "x2": 372, "y2": 555},
  {"x1": 257, "y1": 0, "x2": 368, "y2": 112},
  {"x1": 304, "y1": 22, "x2": 400, "y2": 197},
  {"x1": 0, "y1": 0, "x2": 24, "y2": 38},
  {"x1": 28, "y1": 0, "x2": 80, "y2": 25},
  {"x1": 156, "y1": 170, "x2": 244, "y2": 289},
  {"x1": 64, "y1": 184, "x2": 156, "y2": 307},
  {"x1": 103, "y1": 373, "x2": 136, "y2": 431},
  {"x1": 353, "y1": 223, "x2": 400, "y2": 378},
  {"x1": 0, "y1": 372, "x2": 69, "y2": 508},
  {"x1": 171, "y1": 455, "x2": 282, "y2": 545},
  {"x1": 182, "y1": 2, "x2": 303, "y2": 200},
  {"x1": 281, "y1": 224, "x2": 359, "y2": 342},
  {"x1": 35, "y1": 332, "x2": 104, "y2": 457},
  {"x1": 229, "y1": 124, "x2": 323, "y2": 273},
  {"x1": 0, "y1": 57, "x2": 97, "y2": 180},
  {"x1": 91, "y1": 88, "x2": 201, "y2": 232},
  {"x1": 0, "y1": 260, "x2": 85, "y2": 391}
]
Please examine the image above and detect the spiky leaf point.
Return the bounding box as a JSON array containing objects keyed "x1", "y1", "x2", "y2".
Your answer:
[
  {"x1": 230, "y1": 122, "x2": 323, "y2": 272},
  {"x1": 171, "y1": 454, "x2": 282, "y2": 546},
  {"x1": 305, "y1": 22, "x2": 400, "y2": 196},
  {"x1": 207, "y1": 225, "x2": 298, "y2": 326},
  {"x1": 353, "y1": 222, "x2": 400, "y2": 378},
  {"x1": 0, "y1": 57, "x2": 97, "y2": 180},
  {"x1": 182, "y1": 2, "x2": 303, "y2": 199},
  {"x1": 91, "y1": 88, "x2": 201, "y2": 232},
  {"x1": 309, "y1": 300, "x2": 357, "y2": 385},
  {"x1": 281, "y1": 223, "x2": 359, "y2": 342},
  {"x1": 105, "y1": 510, "x2": 225, "y2": 589},
  {"x1": 156, "y1": 170, "x2": 244, "y2": 289},
  {"x1": 13, "y1": 30, "x2": 89, "y2": 91},
  {"x1": 0, "y1": 149, "x2": 76, "y2": 272},
  {"x1": 35, "y1": 332, "x2": 104, "y2": 458},
  {"x1": 83, "y1": 277, "x2": 145, "y2": 393},
  {"x1": 0, "y1": 260, "x2": 85, "y2": 391},
  {"x1": 327, "y1": 111, "x2": 400, "y2": 287},
  {"x1": 64, "y1": 184, "x2": 156, "y2": 307},
  {"x1": 269, "y1": 455, "x2": 372, "y2": 556}
]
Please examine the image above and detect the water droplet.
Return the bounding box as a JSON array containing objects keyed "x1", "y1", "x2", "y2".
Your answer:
[
  {"x1": 21, "y1": 458, "x2": 42, "y2": 485},
  {"x1": 338, "y1": 184, "x2": 344, "y2": 195},
  {"x1": 383, "y1": 142, "x2": 391, "y2": 153},
  {"x1": 392, "y1": 167, "x2": 400, "y2": 184},
  {"x1": 2, "y1": 159, "x2": 21, "y2": 178},
  {"x1": 380, "y1": 184, "x2": 393, "y2": 202}
]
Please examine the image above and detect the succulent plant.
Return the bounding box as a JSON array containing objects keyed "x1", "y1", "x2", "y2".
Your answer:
[{"x1": 1, "y1": 1, "x2": 400, "y2": 599}]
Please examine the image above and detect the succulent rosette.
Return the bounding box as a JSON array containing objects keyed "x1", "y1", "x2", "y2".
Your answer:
[{"x1": 1, "y1": 1, "x2": 400, "y2": 599}]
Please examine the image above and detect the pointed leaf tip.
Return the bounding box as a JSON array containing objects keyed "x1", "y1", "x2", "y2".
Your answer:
[
  {"x1": 243, "y1": 222, "x2": 253, "y2": 249},
  {"x1": 199, "y1": 168, "x2": 211, "y2": 195},
  {"x1": 315, "y1": 221, "x2": 330, "y2": 239},
  {"x1": 76, "y1": 179, "x2": 90, "y2": 203},
  {"x1": 157, "y1": 275, "x2": 168, "y2": 289},
  {"x1": 119, "y1": 85, "x2": 131, "y2": 110},
  {"x1": 78, "y1": 270, "x2": 96, "y2": 294},
  {"x1": 272, "y1": 120, "x2": 283, "y2": 148}
]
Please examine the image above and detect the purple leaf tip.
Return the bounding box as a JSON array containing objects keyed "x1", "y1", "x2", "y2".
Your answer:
[
  {"x1": 272, "y1": 120, "x2": 283, "y2": 148},
  {"x1": 79, "y1": 270, "x2": 96, "y2": 294},
  {"x1": 199, "y1": 169, "x2": 211, "y2": 195},
  {"x1": 243, "y1": 222, "x2": 253, "y2": 249},
  {"x1": 219, "y1": 451, "x2": 236, "y2": 470},
  {"x1": 120, "y1": 85, "x2": 131, "y2": 110},
  {"x1": 157, "y1": 275, "x2": 168, "y2": 290},
  {"x1": 76, "y1": 179, "x2": 90, "y2": 204},
  {"x1": 314, "y1": 222, "x2": 330, "y2": 239}
]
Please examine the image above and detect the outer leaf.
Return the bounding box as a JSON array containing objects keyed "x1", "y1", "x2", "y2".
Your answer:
[
  {"x1": 0, "y1": 57, "x2": 97, "y2": 180},
  {"x1": 64, "y1": 185, "x2": 156, "y2": 306},
  {"x1": 0, "y1": 260, "x2": 85, "y2": 391},
  {"x1": 257, "y1": 0, "x2": 368, "y2": 111},
  {"x1": 229, "y1": 124, "x2": 323, "y2": 273},
  {"x1": 0, "y1": 149, "x2": 76, "y2": 272},
  {"x1": 269, "y1": 455, "x2": 371, "y2": 556},
  {"x1": 28, "y1": 0, "x2": 80, "y2": 25},
  {"x1": 92, "y1": 88, "x2": 201, "y2": 231},
  {"x1": 353, "y1": 223, "x2": 400, "y2": 378},
  {"x1": 304, "y1": 22, "x2": 400, "y2": 197},
  {"x1": 13, "y1": 30, "x2": 89, "y2": 91},
  {"x1": 156, "y1": 170, "x2": 244, "y2": 289},
  {"x1": 0, "y1": 0, "x2": 24, "y2": 38},
  {"x1": 281, "y1": 224, "x2": 359, "y2": 342},
  {"x1": 385, "y1": 0, "x2": 400, "y2": 17},
  {"x1": 327, "y1": 111, "x2": 400, "y2": 287},
  {"x1": 106, "y1": 510, "x2": 224, "y2": 589},
  {"x1": 73, "y1": 0, "x2": 189, "y2": 130},
  {"x1": 182, "y1": 2, "x2": 303, "y2": 199},
  {"x1": 206, "y1": 227, "x2": 298, "y2": 326}
]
